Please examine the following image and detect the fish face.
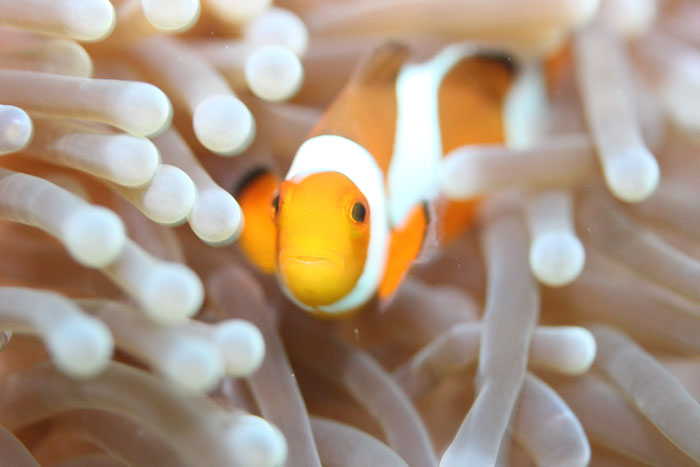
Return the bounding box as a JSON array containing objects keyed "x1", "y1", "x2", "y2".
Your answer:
[{"x1": 273, "y1": 171, "x2": 370, "y2": 308}]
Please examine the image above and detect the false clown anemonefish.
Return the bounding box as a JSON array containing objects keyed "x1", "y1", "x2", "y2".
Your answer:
[{"x1": 236, "y1": 42, "x2": 546, "y2": 317}]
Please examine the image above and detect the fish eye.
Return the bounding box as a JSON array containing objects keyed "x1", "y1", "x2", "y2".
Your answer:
[
  {"x1": 350, "y1": 201, "x2": 367, "y2": 223},
  {"x1": 270, "y1": 193, "x2": 280, "y2": 221}
]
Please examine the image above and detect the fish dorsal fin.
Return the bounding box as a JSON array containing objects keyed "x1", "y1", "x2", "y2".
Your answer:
[
  {"x1": 353, "y1": 42, "x2": 412, "y2": 88},
  {"x1": 308, "y1": 42, "x2": 411, "y2": 173}
]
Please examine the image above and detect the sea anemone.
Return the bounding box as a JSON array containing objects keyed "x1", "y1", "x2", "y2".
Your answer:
[{"x1": 0, "y1": 0, "x2": 698, "y2": 465}]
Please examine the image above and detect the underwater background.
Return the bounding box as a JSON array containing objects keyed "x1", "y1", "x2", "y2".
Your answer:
[{"x1": 0, "y1": 0, "x2": 698, "y2": 465}]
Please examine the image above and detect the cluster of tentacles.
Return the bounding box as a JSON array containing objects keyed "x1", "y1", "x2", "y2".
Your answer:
[{"x1": 0, "y1": 0, "x2": 700, "y2": 465}]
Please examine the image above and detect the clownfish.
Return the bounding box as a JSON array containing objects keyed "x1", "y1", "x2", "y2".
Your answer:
[{"x1": 236, "y1": 42, "x2": 544, "y2": 317}]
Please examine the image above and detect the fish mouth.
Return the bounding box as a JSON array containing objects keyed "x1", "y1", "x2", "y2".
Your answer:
[
  {"x1": 279, "y1": 246, "x2": 345, "y2": 269},
  {"x1": 290, "y1": 255, "x2": 333, "y2": 264},
  {"x1": 278, "y1": 246, "x2": 348, "y2": 306}
]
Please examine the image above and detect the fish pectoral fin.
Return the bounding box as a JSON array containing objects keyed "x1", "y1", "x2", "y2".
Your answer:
[
  {"x1": 435, "y1": 196, "x2": 481, "y2": 248},
  {"x1": 378, "y1": 203, "x2": 428, "y2": 302},
  {"x1": 236, "y1": 169, "x2": 280, "y2": 274}
]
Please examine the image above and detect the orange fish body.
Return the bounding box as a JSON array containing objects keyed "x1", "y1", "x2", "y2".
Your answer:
[{"x1": 238, "y1": 43, "x2": 543, "y2": 317}]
